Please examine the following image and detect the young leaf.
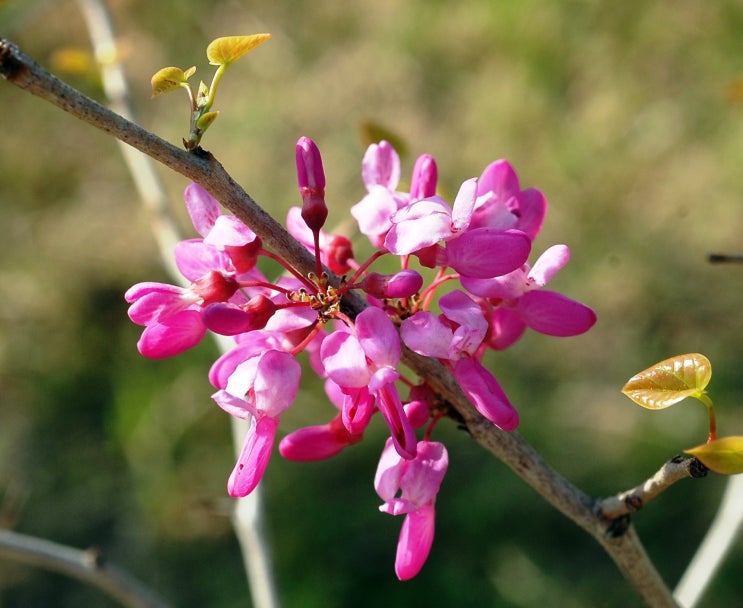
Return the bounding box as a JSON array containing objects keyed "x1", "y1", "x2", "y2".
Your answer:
[
  {"x1": 621, "y1": 353, "x2": 711, "y2": 410},
  {"x1": 206, "y1": 34, "x2": 271, "y2": 66},
  {"x1": 196, "y1": 110, "x2": 219, "y2": 131},
  {"x1": 685, "y1": 436, "x2": 743, "y2": 474},
  {"x1": 151, "y1": 66, "x2": 195, "y2": 97}
]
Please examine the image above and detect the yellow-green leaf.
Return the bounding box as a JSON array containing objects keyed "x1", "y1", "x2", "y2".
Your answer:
[
  {"x1": 621, "y1": 353, "x2": 711, "y2": 410},
  {"x1": 685, "y1": 436, "x2": 743, "y2": 474},
  {"x1": 196, "y1": 110, "x2": 219, "y2": 131},
  {"x1": 206, "y1": 34, "x2": 271, "y2": 66},
  {"x1": 151, "y1": 66, "x2": 195, "y2": 97}
]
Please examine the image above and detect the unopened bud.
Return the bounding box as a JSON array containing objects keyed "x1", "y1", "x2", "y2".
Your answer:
[
  {"x1": 410, "y1": 154, "x2": 437, "y2": 201},
  {"x1": 296, "y1": 136, "x2": 328, "y2": 232},
  {"x1": 323, "y1": 233, "x2": 354, "y2": 275},
  {"x1": 191, "y1": 270, "x2": 239, "y2": 304},
  {"x1": 362, "y1": 269, "x2": 423, "y2": 299}
]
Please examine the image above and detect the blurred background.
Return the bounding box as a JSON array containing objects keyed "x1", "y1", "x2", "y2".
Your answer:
[{"x1": 2, "y1": 0, "x2": 743, "y2": 606}]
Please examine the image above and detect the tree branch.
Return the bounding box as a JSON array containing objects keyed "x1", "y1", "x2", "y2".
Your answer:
[
  {"x1": 0, "y1": 37, "x2": 680, "y2": 607},
  {"x1": 0, "y1": 528, "x2": 171, "y2": 608},
  {"x1": 597, "y1": 456, "x2": 708, "y2": 520}
]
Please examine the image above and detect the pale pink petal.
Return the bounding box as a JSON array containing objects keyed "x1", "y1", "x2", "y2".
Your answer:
[
  {"x1": 374, "y1": 438, "x2": 404, "y2": 501},
  {"x1": 439, "y1": 290, "x2": 488, "y2": 336},
  {"x1": 253, "y1": 350, "x2": 301, "y2": 417},
  {"x1": 400, "y1": 312, "x2": 453, "y2": 359},
  {"x1": 204, "y1": 215, "x2": 257, "y2": 248},
  {"x1": 460, "y1": 268, "x2": 528, "y2": 299},
  {"x1": 450, "y1": 178, "x2": 478, "y2": 233},
  {"x1": 515, "y1": 290, "x2": 597, "y2": 336},
  {"x1": 362, "y1": 141, "x2": 400, "y2": 190},
  {"x1": 174, "y1": 239, "x2": 230, "y2": 281},
  {"x1": 184, "y1": 182, "x2": 221, "y2": 237},
  {"x1": 395, "y1": 504, "x2": 436, "y2": 581},
  {"x1": 126, "y1": 283, "x2": 192, "y2": 325},
  {"x1": 321, "y1": 332, "x2": 371, "y2": 388},
  {"x1": 528, "y1": 244, "x2": 570, "y2": 288},
  {"x1": 211, "y1": 388, "x2": 257, "y2": 419},
  {"x1": 399, "y1": 441, "x2": 448, "y2": 505},
  {"x1": 227, "y1": 415, "x2": 278, "y2": 497},
  {"x1": 351, "y1": 186, "x2": 400, "y2": 237}
]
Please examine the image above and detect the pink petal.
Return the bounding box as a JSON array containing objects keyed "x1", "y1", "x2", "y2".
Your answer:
[
  {"x1": 486, "y1": 307, "x2": 527, "y2": 350},
  {"x1": 444, "y1": 228, "x2": 531, "y2": 279},
  {"x1": 174, "y1": 239, "x2": 230, "y2": 281},
  {"x1": 362, "y1": 141, "x2": 400, "y2": 190},
  {"x1": 374, "y1": 438, "x2": 404, "y2": 501},
  {"x1": 125, "y1": 282, "x2": 191, "y2": 325},
  {"x1": 253, "y1": 350, "x2": 301, "y2": 417},
  {"x1": 184, "y1": 182, "x2": 221, "y2": 237},
  {"x1": 516, "y1": 187, "x2": 547, "y2": 240},
  {"x1": 351, "y1": 186, "x2": 400, "y2": 238},
  {"x1": 477, "y1": 159, "x2": 521, "y2": 201},
  {"x1": 460, "y1": 268, "x2": 528, "y2": 299},
  {"x1": 515, "y1": 290, "x2": 597, "y2": 336},
  {"x1": 384, "y1": 200, "x2": 455, "y2": 255},
  {"x1": 400, "y1": 312, "x2": 453, "y2": 359},
  {"x1": 279, "y1": 415, "x2": 363, "y2": 462},
  {"x1": 452, "y1": 358, "x2": 519, "y2": 431},
  {"x1": 395, "y1": 504, "x2": 436, "y2": 581},
  {"x1": 136, "y1": 310, "x2": 206, "y2": 358},
  {"x1": 356, "y1": 307, "x2": 401, "y2": 368},
  {"x1": 204, "y1": 215, "x2": 257, "y2": 248},
  {"x1": 321, "y1": 332, "x2": 371, "y2": 388},
  {"x1": 399, "y1": 441, "x2": 448, "y2": 506},
  {"x1": 376, "y1": 384, "x2": 417, "y2": 460},
  {"x1": 227, "y1": 415, "x2": 278, "y2": 497}
]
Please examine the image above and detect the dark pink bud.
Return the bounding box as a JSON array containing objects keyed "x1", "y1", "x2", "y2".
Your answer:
[
  {"x1": 324, "y1": 233, "x2": 354, "y2": 275},
  {"x1": 410, "y1": 154, "x2": 437, "y2": 201},
  {"x1": 362, "y1": 270, "x2": 423, "y2": 299},
  {"x1": 224, "y1": 237, "x2": 262, "y2": 274},
  {"x1": 191, "y1": 270, "x2": 239, "y2": 304},
  {"x1": 202, "y1": 295, "x2": 277, "y2": 335},
  {"x1": 296, "y1": 136, "x2": 328, "y2": 232}
]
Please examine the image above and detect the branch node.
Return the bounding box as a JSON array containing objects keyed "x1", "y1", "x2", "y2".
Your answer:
[
  {"x1": 624, "y1": 493, "x2": 643, "y2": 513},
  {"x1": 689, "y1": 457, "x2": 709, "y2": 479},
  {"x1": 606, "y1": 514, "x2": 632, "y2": 539}
]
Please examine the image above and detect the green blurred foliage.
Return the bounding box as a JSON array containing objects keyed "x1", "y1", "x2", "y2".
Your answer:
[{"x1": 2, "y1": 0, "x2": 743, "y2": 606}]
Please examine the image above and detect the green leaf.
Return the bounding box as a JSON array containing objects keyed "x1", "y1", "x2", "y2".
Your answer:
[
  {"x1": 685, "y1": 436, "x2": 743, "y2": 474},
  {"x1": 196, "y1": 110, "x2": 219, "y2": 131},
  {"x1": 621, "y1": 353, "x2": 712, "y2": 409},
  {"x1": 151, "y1": 66, "x2": 195, "y2": 97},
  {"x1": 206, "y1": 34, "x2": 271, "y2": 66}
]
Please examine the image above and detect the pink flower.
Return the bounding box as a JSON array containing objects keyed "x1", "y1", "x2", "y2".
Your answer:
[
  {"x1": 385, "y1": 178, "x2": 532, "y2": 278},
  {"x1": 212, "y1": 348, "x2": 301, "y2": 497},
  {"x1": 401, "y1": 290, "x2": 519, "y2": 430},
  {"x1": 321, "y1": 307, "x2": 417, "y2": 459},
  {"x1": 461, "y1": 244, "x2": 597, "y2": 349},
  {"x1": 351, "y1": 141, "x2": 410, "y2": 248},
  {"x1": 375, "y1": 439, "x2": 448, "y2": 580},
  {"x1": 470, "y1": 159, "x2": 547, "y2": 240}
]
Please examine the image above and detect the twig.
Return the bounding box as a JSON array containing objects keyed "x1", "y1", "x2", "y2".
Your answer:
[
  {"x1": 0, "y1": 528, "x2": 171, "y2": 608},
  {"x1": 596, "y1": 456, "x2": 708, "y2": 520},
  {"x1": 71, "y1": 5, "x2": 281, "y2": 607},
  {"x1": 0, "y1": 37, "x2": 680, "y2": 607}
]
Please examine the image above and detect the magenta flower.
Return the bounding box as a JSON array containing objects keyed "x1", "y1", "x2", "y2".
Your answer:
[
  {"x1": 461, "y1": 244, "x2": 597, "y2": 349},
  {"x1": 375, "y1": 438, "x2": 448, "y2": 580},
  {"x1": 212, "y1": 348, "x2": 301, "y2": 497}
]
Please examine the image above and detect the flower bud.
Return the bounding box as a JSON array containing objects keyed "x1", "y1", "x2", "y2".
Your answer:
[
  {"x1": 296, "y1": 136, "x2": 328, "y2": 232},
  {"x1": 410, "y1": 154, "x2": 437, "y2": 201},
  {"x1": 191, "y1": 270, "x2": 239, "y2": 304},
  {"x1": 362, "y1": 269, "x2": 423, "y2": 299},
  {"x1": 323, "y1": 233, "x2": 354, "y2": 275}
]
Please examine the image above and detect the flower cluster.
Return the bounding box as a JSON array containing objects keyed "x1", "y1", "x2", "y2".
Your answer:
[{"x1": 125, "y1": 137, "x2": 596, "y2": 579}]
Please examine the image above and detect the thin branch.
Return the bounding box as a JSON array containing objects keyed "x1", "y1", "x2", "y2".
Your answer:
[
  {"x1": 597, "y1": 456, "x2": 708, "y2": 520},
  {"x1": 0, "y1": 528, "x2": 171, "y2": 608},
  {"x1": 71, "y1": 6, "x2": 281, "y2": 607},
  {"x1": 0, "y1": 38, "x2": 680, "y2": 607}
]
